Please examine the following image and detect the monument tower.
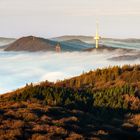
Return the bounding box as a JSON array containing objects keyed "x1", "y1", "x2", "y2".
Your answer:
[
  {"x1": 55, "y1": 43, "x2": 61, "y2": 52},
  {"x1": 94, "y1": 22, "x2": 100, "y2": 49}
]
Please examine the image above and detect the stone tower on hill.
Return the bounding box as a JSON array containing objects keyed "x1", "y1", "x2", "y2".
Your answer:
[{"x1": 55, "y1": 43, "x2": 61, "y2": 52}]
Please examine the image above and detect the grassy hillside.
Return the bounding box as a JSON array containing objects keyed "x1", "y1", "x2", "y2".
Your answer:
[{"x1": 0, "y1": 65, "x2": 140, "y2": 140}]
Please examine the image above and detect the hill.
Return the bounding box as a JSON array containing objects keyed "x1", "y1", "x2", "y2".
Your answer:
[
  {"x1": 51, "y1": 35, "x2": 93, "y2": 42},
  {"x1": 84, "y1": 45, "x2": 140, "y2": 61},
  {"x1": 109, "y1": 54, "x2": 140, "y2": 61},
  {"x1": 60, "y1": 39, "x2": 92, "y2": 51},
  {"x1": 4, "y1": 36, "x2": 57, "y2": 52},
  {"x1": 84, "y1": 44, "x2": 127, "y2": 52},
  {"x1": 0, "y1": 65, "x2": 140, "y2": 140},
  {"x1": 52, "y1": 35, "x2": 140, "y2": 43},
  {"x1": 102, "y1": 38, "x2": 140, "y2": 43},
  {"x1": 53, "y1": 35, "x2": 140, "y2": 50},
  {"x1": 85, "y1": 43, "x2": 140, "y2": 61},
  {"x1": 4, "y1": 36, "x2": 92, "y2": 52},
  {"x1": 4, "y1": 35, "x2": 140, "y2": 53}
]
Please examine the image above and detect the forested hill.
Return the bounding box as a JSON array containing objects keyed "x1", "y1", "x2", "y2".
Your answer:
[
  {"x1": 0, "y1": 65, "x2": 140, "y2": 140},
  {"x1": 58, "y1": 65, "x2": 140, "y2": 90}
]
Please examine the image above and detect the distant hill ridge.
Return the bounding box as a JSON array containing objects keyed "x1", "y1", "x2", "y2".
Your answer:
[
  {"x1": 4, "y1": 36, "x2": 93, "y2": 52},
  {"x1": 52, "y1": 35, "x2": 140, "y2": 42},
  {"x1": 51, "y1": 35, "x2": 93, "y2": 42},
  {"x1": 3, "y1": 35, "x2": 140, "y2": 52}
]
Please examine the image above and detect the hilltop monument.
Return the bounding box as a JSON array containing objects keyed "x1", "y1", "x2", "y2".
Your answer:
[
  {"x1": 55, "y1": 43, "x2": 61, "y2": 52},
  {"x1": 94, "y1": 22, "x2": 100, "y2": 49}
]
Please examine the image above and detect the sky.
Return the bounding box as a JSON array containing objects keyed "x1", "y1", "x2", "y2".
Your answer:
[{"x1": 0, "y1": 0, "x2": 140, "y2": 38}]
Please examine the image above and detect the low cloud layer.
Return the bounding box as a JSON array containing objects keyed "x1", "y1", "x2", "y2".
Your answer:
[{"x1": 0, "y1": 50, "x2": 139, "y2": 94}]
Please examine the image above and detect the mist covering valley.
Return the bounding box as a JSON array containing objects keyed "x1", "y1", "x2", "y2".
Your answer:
[
  {"x1": 0, "y1": 36, "x2": 140, "y2": 94},
  {"x1": 0, "y1": 38, "x2": 15, "y2": 48}
]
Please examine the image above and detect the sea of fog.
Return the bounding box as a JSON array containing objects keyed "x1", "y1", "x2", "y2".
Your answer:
[{"x1": 0, "y1": 49, "x2": 140, "y2": 94}]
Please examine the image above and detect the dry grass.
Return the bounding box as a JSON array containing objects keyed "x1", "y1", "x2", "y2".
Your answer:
[
  {"x1": 128, "y1": 114, "x2": 140, "y2": 126},
  {"x1": 0, "y1": 100, "x2": 139, "y2": 140}
]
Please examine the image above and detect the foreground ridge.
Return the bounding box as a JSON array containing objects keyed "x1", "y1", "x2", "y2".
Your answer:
[{"x1": 0, "y1": 65, "x2": 140, "y2": 140}]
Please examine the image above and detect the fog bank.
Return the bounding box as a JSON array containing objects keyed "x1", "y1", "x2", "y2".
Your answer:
[{"x1": 0, "y1": 50, "x2": 139, "y2": 94}]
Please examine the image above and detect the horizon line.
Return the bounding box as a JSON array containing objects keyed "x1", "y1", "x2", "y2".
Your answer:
[{"x1": 0, "y1": 34, "x2": 140, "y2": 40}]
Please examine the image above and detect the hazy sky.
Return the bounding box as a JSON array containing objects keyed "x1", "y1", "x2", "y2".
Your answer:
[{"x1": 0, "y1": 0, "x2": 140, "y2": 38}]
